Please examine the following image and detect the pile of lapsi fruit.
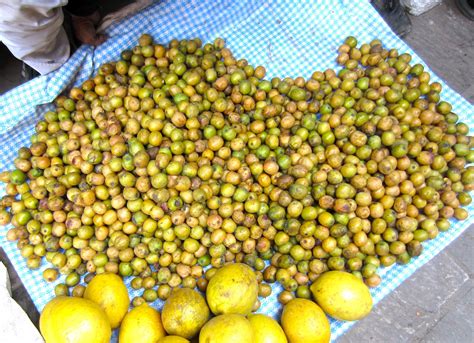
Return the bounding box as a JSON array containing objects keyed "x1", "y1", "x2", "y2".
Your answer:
[{"x1": 1, "y1": 31, "x2": 471, "y2": 343}]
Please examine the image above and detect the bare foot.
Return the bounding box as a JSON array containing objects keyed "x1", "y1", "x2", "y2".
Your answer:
[{"x1": 71, "y1": 10, "x2": 107, "y2": 46}]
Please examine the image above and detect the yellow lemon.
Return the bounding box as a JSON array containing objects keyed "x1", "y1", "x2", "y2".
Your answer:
[
  {"x1": 248, "y1": 313, "x2": 288, "y2": 343},
  {"x1": 40, "y1": 296, "x2": 111, "y2": 343},
  {"x1": 84, "y1": 273, "x2": 129, "y2": 328},
  {"x1": 206, "y1": 263, "x2": 258, "y2": 315},
  {"x1": 310, "y1": 271, "x2": 373, "y2": 321},
  {"x1": 162, "y1": 288, "x2": 210, "y2": 339},
  {"x1": 199, "y1": 313, "x2": 254, "y2": 343},
  {"x1": 281, "y1": 298, "x2": 330, "y2": 343},
  {"x1": 119, "y1": 303, "x2": 166, "y2": 343}
]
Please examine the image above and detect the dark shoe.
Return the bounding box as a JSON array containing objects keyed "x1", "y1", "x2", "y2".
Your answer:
[
  {"x1": 21, "y1": 63, "x2": 40, "y2": 82},
  {"x1": 371, "y1": 0, "x2": 412, "y2": 37},
  {"x1": 456, "y1": 0, "x2": 474, "y2": 20}
]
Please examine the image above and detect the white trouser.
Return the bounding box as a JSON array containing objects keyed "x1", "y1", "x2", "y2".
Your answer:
[
  {"x1": 0, "y1": 0, "x2": 153, "y2": 75},
  {"x1": 0, "y1": 0, "x2": 70, "y2": 75}
]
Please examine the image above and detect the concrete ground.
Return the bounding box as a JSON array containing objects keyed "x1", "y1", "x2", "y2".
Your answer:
[
  {"x1": 0, "y1": 0, "x2": 473, "y2": 342},
  {"x1": 341, "y1": 1, "x2": 474, "y2": 342}
]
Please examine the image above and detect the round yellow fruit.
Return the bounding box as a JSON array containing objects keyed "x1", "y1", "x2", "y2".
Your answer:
[
  {"x1": 206, "y1": 263, "x2": 258, "y2": 315},
  {"x1": 162, "y1": 288, "x2": 210, "y2": 339},
  {"x1": 199, "y1": 314, "x2": 254, "y2": 343},
  {"x1": 119, "y1": 303, "x2": 166, "y2": 343},
  {"x1": 157, "y1": 336, "x2": 190, "y2": 343},
  {"x1": 84, "y1": 273, "x2": 129, "y2": 328},
  {"x1": 248, "y1": 313, "x2": 287, "y2": 343},
  {"x1": 40, "y1": 296, "x2": 111, "y2": 343},
  {"x1": 310, "y1": 271, "x2": 373, "y2": 321},
  {"x1": 281, "y1": 298, "x2": 330, "y2": 343}
]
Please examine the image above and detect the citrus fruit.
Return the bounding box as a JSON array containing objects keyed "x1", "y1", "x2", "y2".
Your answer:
[
  {"x1": 281, "y1": 298, "x2": 330, "y2": 343},
  {"x1": 206, "y1": 263, "x2": 258, "y2": 315},
  {"x1": 310, "y1": 271, "x2": 373, "y2": 321},
  {"x1": 248, "y1": 313, "x2": 287, "y2": 343},
  {"x1": 84, "y1": 273, "x2": 129, "y2": 328},
  {"x1": 199, "y1": 313, "x2": 254, "y2": 343},
  {"x1": 119, "y1": 303, "x2": 166, "y2": 343},
  {"x1": 161, "y1": 288, "x2": 210, "y2": 339},
  {"x1": 157, "y1": 336, "x2": 190, "y2": 343},
  {"x1": 40, "y1": 296, "x2": 111, "y2": 343}
]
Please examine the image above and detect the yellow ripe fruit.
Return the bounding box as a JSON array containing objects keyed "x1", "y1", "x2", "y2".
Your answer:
[
  {"x1": 310, "y1": 271, "x2": 373, "y2": 321},
  {"x1": 84, "y1": 273, "x2": 130, "y2": 328},
  {"x1": 281, "y1": 298, "x2": 330, "y2": 343},
  {"x1": 119, "y1": 303, "x2": 166, "y2": 343},
  {"x1": 157, "y1": 336, "x2": 190, "y2": 343},
  {"x1": 199, "y1": 314, "x2": 254, "y2": 343},
  {"x1": 161, "y1": 288, "x2": 210, "y2": 339},
  {"x1": 248, "y1": 313, "x2": 288, "y2": 343},
  {"x1": 206, "y1": 263, "x2": 258, "y2": 315},
  {"x1": 40, "y1": 296, "x2": 111, "y2": 343}
]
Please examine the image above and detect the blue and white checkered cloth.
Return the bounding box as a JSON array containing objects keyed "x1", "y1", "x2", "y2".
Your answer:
[{"x1": 0, "y1": 0, "x2": 473, "y2": 341}]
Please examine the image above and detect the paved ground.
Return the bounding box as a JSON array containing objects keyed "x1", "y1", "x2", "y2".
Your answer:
[
  {"x1": 0, "y1": 0, "x2": 473, "y2": 342},
  {"x1": 341, "y1": 1, "x2": 474, "y2": 342}
]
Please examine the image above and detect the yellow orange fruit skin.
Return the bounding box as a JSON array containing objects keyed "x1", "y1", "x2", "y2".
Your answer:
[
  {"x1": 40, "y1": 296, "x2": 111, "y2": 343},
  {"x1": 248, "y1": 313, "x2": 288, "y2": 343},
  {"x1": 119, "y1": 303, "x2": 166, "y2": 343},
  {"x1": 206, "y1": 263, "x2": 258, "y2": 315},
  {"x1": 199, "y1": 313, "x2": 254, "y2": 343},
  {"x1": 157, "y1": 336, "x2": 190, "y2": 343},
  {"x1": 83, "y1": 273, "x2": 130, "y2": 328},
  {"x1": 310, "y1": 271, "x2": 373, "y2": 321},
  {"x1": 281, "y1": 298, "x2": 330, "y2": 343},
  {"x1": 162, "y1": 288, "x2": 210, "y2": 339}
]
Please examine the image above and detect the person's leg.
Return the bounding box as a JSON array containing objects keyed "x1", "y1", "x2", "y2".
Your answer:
[
  {"x1": 65, "y1": 0, "x2": 107, "y2": 47},
  {"x1": 0, "y1": 1, "x2": 70, "y2": 76},
  {"x1": 456, "y1": 0, "x2": 474, "y2": 20},
  {"x1": 371, "y1": 0, "x2": 412, "y2": 37}
]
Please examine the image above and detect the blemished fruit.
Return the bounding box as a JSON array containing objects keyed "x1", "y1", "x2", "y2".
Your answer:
[
  {"x1": 206, "y1": 263, "x2": 258, "y2": 315},
  {"x1": 84, "y1": 273, "x2": 129, "y2": 328},
  {"x1": 199, "y1": 314, "x2": 254, "y2": 343},
  {"x1": 119, "y1": 303, "x2": 166, "y2": 343},
  {"x1": 40, "y1": 296, "x2": 111, "y2": 343},
  {"x1": 248, "y1": 313, "x2": 288, "y2": 343},
  {"x1": 281, "y1": 298, "x2": 330, "y2": 343},
  {"x1": 157, "y1": 336, "x2": 190, "y2": 343},
  {"x1": 161, "y1": 288, "x2": 210, "y2": 339},
  {"x1": 310, "y1": 271, "x2": 373, "y2": 321}
]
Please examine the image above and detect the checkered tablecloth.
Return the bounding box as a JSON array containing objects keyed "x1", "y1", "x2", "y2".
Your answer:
[{"x1": 0, "y1": 0, "x2": 473, "y2": 341}]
